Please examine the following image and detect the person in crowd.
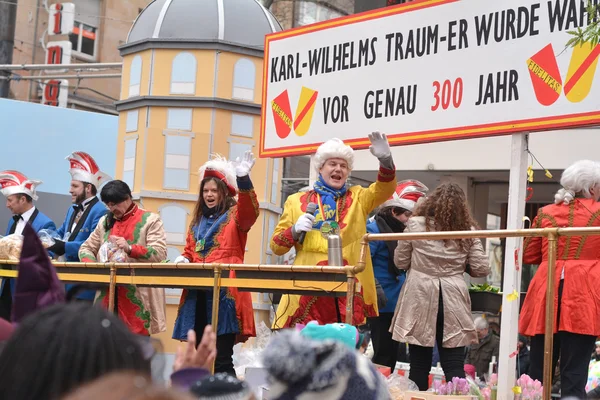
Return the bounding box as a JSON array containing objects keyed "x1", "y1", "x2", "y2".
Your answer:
[
  {"x1": 0, "y1": 302, "x2": 216, "y2": 400},
  {"x1": 465, "y1": 317, "x2": 500, "y2": 378},
  {"x1": 0, "y1": 170, "x2": 55, "y2": 320},
  {"x1": 517, "y1": 334, "x2": 530, "y2": 377},
  {"x1": 0, "y1": 302, "x2": 150, "y2": 400},
  {"x1": 79, "y1": 180, "x2": 167, "y2": 336},
  {"x1": 47, "y1": 151, "x2": 111, "y2": 302},
  {"x1": 63, "y1": 372, "x2": 197, "y2": 400},
  {"x1": 391, "y1": 182, "x2": 490, "y2": 391},
  {"x1": 262, "y1": 328, "x2": 390, "y2": 399},
  {"x1": 271, "y1": 133, "x2": 397, "y2": 328},
  {"x1": 367, "y1": 179, "x2": 428, "y2": 370},
  {"x1": 519, "y1": 160, "x2": 600, "y2": 398},
  {"x1": 172, "y1": 152, "x2": 258, "y2": 375}
]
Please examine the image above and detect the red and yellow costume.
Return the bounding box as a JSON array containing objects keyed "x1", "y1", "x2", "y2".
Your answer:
[
  {"x1": 79, "y1": 204, "x2": 167, "y2": 335},
  {"x1": 172, "y1": 175, "x2": 258, "y2": 340},
  {"x1": 271, "y1": 165, "x2": 397, "y2": 328},
  {"x1": 519, "y1": 198, "x2": 600, "y2": 336}
]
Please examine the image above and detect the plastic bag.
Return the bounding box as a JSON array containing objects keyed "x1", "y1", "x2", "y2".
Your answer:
[
  {"x1": 38, "y1": 229, "x2": 61, "y2": 249},
  {"x1": 232, "y1": 321, "x2": 272, "y2": 379},
  {"x1": 0, "y1": 234, "x2": 24, "y2": 260},
  {"x1": 387, "y1": 374, "x2": 419, "y2": 400},
  {"x1": 98, "y1": 240, "x2": 128, "y2": 263}
]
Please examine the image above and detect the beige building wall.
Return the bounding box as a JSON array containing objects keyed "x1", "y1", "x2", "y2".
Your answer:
[
  {"x1": 118, "y1": 47, "x2": 283, "y2": 351},
  {"x1": 10, "y1": 0, "x2": 150, "y2": 113}
]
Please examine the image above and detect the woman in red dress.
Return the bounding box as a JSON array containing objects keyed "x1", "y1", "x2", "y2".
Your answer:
[
  {"x1": 519, "y1": 160, "x2": 600, "y2": 398},
  {"x1": 172, "y1": 152, "x2": 258, "y2": 376}
]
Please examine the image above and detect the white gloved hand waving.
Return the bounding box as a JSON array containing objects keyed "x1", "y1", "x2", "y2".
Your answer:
[
  {"x1": 368, "y1": 131, "x2": 392, "y2": 160},
  {"x1": 174, "y1": 255, "x2": 189, "y2": 263},
  {"x1": 234, "y1": 150, "x2": 256, "y2": 177}
]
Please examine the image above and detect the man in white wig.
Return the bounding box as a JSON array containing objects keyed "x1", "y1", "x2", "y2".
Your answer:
[{"x1": 270, "y1": 132, "x2": 397, "y2": 328}]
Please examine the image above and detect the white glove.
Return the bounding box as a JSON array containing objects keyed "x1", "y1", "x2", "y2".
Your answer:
[
  {"x1": 368, "y1": 131, "x2": 392, "y2": 160},
  {"x1": 294, "y1": 213, "x2": 315, "y2": 235},
  {"x1": 234, "y1": 150, "x2": 256, "y2": 177},
  {"x1": 174, "y1": 255, "x2": 189, "y2": 263}
]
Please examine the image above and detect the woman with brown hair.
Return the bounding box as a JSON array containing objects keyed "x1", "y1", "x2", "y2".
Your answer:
[
  {"x1": 390, "y1": 182, "x2": 490, "y2": 391},
  {"x1": 172, "y1": 152, "x2": 258, "y2": 376}
]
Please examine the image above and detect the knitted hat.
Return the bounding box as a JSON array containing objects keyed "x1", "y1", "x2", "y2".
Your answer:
[
  {"x1": 313, "y1": 139, "x2": 354, "y2": 174},
  {"x1": 0, "y1": 170, "x2": 42, "y2": 201},
  {"x1": 189, "y1": 373, "x2": 253, "y2": 400},
  {"x1": 66, "y1": 151, "x2": 111, "y2": 189},
  {"x1": 262, "y1": 329, "x2": 389, "y2": 400},
  {"x1": 299, "y1": 321, "x2": 360, "y2": 350},
  {"x1": 12, "y1": 223, "x2": 66, "y2": 323},
  {"x1": 198, "y1": 154, "x2": 237, "y2": 197},
  {"x1": 379, "y1": 180, "x2": 429, "y2": 212}
]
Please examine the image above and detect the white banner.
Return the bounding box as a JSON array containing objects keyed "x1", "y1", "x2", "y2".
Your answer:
[{"x1": 260, "y1": 0, "x2": 600, "y2": 157}]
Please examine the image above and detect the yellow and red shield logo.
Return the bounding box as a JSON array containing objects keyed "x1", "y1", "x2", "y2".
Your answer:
[{"x1": 271, "y1": 86, "x2": 318, "y2": 139}]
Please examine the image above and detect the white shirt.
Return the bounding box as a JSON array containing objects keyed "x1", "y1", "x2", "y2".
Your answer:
[{"x1": 14, "y1": 206, "x2": 36, "y2": 235}]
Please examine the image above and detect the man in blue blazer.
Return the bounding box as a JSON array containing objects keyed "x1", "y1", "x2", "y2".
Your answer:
[
  {"x1": 0, "y1": 170, "x2": 56, "y2": 320},
  {"x1": 47, "y1": 151, "x2": 111, "y2": 302}
]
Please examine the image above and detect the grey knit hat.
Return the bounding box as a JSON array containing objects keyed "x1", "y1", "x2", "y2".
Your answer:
[
  {"x1": 190, "y1": 373, "x2": 253, "y2": 400},
  {"x1": 262, "y1": 330, "x2": 390, "y2": 400}
]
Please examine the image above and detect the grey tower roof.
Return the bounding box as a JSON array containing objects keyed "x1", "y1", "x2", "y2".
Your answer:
[{"x1": 125, "y1": 0, "x2": 282, "y2": 51}]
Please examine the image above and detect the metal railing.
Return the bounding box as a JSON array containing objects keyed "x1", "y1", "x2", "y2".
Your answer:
[
  {"x1": 2, "y1": 225, "x2": 599, "y2": 393},
  {"x1": 357, "y1": 226, "x2": 600, "y2": 400}
]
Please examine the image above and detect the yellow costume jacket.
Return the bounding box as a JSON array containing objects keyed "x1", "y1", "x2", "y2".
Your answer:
[{"x1": 270, "y1": 165, "x2": 396, "y2": 328}]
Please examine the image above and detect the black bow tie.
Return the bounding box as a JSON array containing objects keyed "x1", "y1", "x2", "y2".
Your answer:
[
  {"x1": 12, "y1": 214, "x2": 22, "y2": 222},
  {"x1": 73, "y1": 204, "x2": 84, "y2": 213}
]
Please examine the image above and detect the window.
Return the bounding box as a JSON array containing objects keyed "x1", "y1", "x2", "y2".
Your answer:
[
  {"x1": 68, "y1": 21, "x2": 98, "y2": 60},
  {"x1": 126, "y1": 110, "x2": 138, "y2": 132},
  {"x1": 271, "y1": 159, "x2": 280, "y2": 204},
  {"x1": 123, "y1": 138, "x2": 137, "y2": 189},
  {"x1": 171, "y1": 52, "x2": 197, "y2": 94},
  {"x1": 231, "y1": 114, "x2": 254, "y2": 138},
  {"x1": 164, "y1": 133, "x2": 192, "y2": 190},
  {"x1": 295, "y1": 2, "x2": 343, "y2": 26},
  {"x1": 229, "y1": 142, "x2": 252, "y2": 162},
  {"x1": 167, "y1": 108, "x2": 192, "y2": 130},
  {"x1": 160, "y1": 205, "x2": 189, "y2": 244},
  {"x1": 129, "y1": 56, "x2": 142, "y2": 97},
  {"x1": 232, "y1": 59, "x2": 255, "y2": 101}
]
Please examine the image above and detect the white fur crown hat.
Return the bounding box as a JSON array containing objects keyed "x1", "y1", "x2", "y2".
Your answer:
[
  {"x1": 380, "y1": 179, "x2": 429, "y2": 212},
  {"x1": 313, "y1": 138, "x2": 354, "y2": 174},
  {"x1": 198, "y1": 154, "x2": 238, "y2": 196},
  {"x1": 66, "y1": 151, "x2": 112, "y2": 189}
]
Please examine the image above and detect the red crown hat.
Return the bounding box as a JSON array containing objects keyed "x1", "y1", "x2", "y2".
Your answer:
[
  {"x1": 66, "y1": 151, "x2": 112, "y2": 189},
  {"x1": 198, "y1": 154, "x2": 237, "y2": 197},
  {"x1": 380, "y1": 179, "x2": 429, "y2": 212},
  {"x1": 0, "y1": 170, "x2": 42, "y2": 201}
]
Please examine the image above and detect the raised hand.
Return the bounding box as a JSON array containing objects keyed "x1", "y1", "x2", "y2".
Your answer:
[
  {"x1": 234, "y1": 150, "x2": 256, "y2": 177},
  {"x1": 368, "y1": 131, "x2": 392, "y2": 160}
]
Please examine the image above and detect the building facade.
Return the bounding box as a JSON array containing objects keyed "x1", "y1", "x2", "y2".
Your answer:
[{"x1": 8, "y1": 0, "x2": 150, "y2": 114}]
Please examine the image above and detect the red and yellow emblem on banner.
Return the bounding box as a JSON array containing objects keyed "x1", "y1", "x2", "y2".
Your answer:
[
  {"x1": 528, "y1": 41, "x2": 600, "y2": 106},
  {"x1": 271, "y1": 86, "x2": 318, "y2": 139},
  {"x1": 526, "y1": 44, "x2": 562, "y2": 106}
]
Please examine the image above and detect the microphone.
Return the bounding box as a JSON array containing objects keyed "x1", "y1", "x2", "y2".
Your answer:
[{"x1": 298, "y1": 202, "x2": 318, "y2": 245}]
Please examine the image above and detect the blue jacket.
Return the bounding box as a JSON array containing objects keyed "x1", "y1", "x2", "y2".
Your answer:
[
  {"x1": 2, "y1": 208, "x2": 56, "y2": 295},
  {"x1": 367, "y1": 219, "x2": 406, "y2": 313},
  {"x1": 56, "y1": 197, "x2": 108, "y2": 300}
]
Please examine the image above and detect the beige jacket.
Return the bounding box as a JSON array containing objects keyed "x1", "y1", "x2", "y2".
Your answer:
[
  {"x1": 390, "y1": 217, "x2": 490, "y2": 348},
  {"x1": 79, "y1": 209, "x2": 167, "y2": 335}
]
